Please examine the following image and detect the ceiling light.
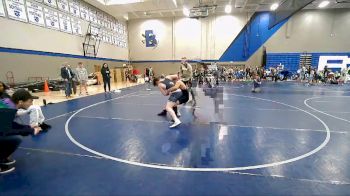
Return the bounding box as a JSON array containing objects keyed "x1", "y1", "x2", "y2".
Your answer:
[
  {"x1": 172, "y1": 0, "x2": 177, "y2": 7},
  {"x1": 106, "y1": 0, "x2": 144, "y2": 5},
  {"x1": 318, "y1": 1, "x2": 330, "y2": 8},
  {"x1": 123, "y1": 15, "x2": 129, "y2": 20},
  {"x1": 183, "y1": 7, "x2": 190, "y2": 17},
  {"x1": 96, "y1": 0, "x2": 106, "y2": 5},
  {"x1": 225, "y1": 5, "x2": 232, "y2": 13},
  {"x1": 270, "y1": 3, "x2": 279, "y2": 11}
]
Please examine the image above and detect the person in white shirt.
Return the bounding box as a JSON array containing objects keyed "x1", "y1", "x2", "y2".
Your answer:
[
  {"x1": 76, "y1": 62, "x2": 89, "y2": 95},
  {"x1": 180, "y1": 57, "x2": 196, "y2": 106}
]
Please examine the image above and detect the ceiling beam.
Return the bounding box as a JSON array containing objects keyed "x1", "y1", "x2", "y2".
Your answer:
[{"x1": 131, "y1": 11, "x2": 138, "y2": 18}]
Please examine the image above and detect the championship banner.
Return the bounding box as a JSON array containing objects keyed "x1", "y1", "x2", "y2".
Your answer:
[
  {"x1": 59, "y1": 13, "x2": 72, "y2": 33},
  {"x1": 79, "y1": 4, "x2": 89, "y2": 21},
  {"x1": 43, "y1": 0, "x2": 57, "y2": 8},
  {"x1": 5, "y1": 0, "x2": 28, "y2": 22},
  {"x1": 44, "y1": 8, "x2": 59, "y2": 30},
  {"x1": 89, "y1": 8, "x2": 97, "y2": 24},
  {"x1": 57, "y1": 0, "x2": 69, "y2": 13},
  {"x1": 101, "y1": 29, "x2": 106, "y2": 42},
  {"x1": 97, "y1": 11, "x2": 103, "y2": 26},
  {"x1": 114, "y1": 34, "x2": 119, "y2": 45},
  {"x1": 0, "y1": 0, "x2": 6, "y2": 17},
  {"x1": 26, "y1": 1, "x2": 45, "y2": 26},
  {"x1": 71, "y1": 18, "x2": 82, "y2": 35},
  {"x1": 69, "y1": 0, "x2": 79, "y2": 17},
  {"x1": 108, "y1": 33, "x2": 113, "y2": 44}
]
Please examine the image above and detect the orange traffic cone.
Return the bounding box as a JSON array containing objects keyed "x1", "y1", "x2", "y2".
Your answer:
[{"x1": 44, "y1": 80, "x2": 49, "y2": 92}]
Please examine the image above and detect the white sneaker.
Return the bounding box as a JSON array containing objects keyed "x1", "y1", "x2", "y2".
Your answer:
[{"x1": 169, "y1": 119, "x2": 181, "y2": 128}]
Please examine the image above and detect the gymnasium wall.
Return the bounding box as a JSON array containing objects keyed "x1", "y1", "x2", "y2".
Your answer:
[
  {"x1": 0, "y1": 6, "x2": 128, "y2": 83},
  {"x1": 132, "y1": 8, "x2": 350, "y2": 75},
  {"x1": 246, "y1": 8, "x2": 350, "y2": 70},
  {"x1": 0, "y1": 49, "x2": 126, "y2": 83},
  {"x1": 128, "y1": 13, "x2": 249, "y2": 61}
]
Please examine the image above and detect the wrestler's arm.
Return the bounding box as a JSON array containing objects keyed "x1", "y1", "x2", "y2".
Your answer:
[{"x1": 158, "y1": 84, "x2": 169, "y2": 96}]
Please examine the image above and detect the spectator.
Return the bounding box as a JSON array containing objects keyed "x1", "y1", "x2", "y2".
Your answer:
[
  {"x1": 101, "y1": 63, "x2": 111, "y2": 92},
  {"x1": 76, "y1": 62, "x2": 89, "y2": 95},
  {"x1": 0, "y1": 89, "x2": 43, "y2": 174},
  {"x1": 0, "y1": 85, "x2": 51, "y2": 131},
  {"x1": 61, "y1": 63, "x2": 75, "y2": 98}
]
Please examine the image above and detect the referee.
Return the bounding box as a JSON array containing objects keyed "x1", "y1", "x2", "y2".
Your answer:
[{"x1": 180, "y1": 57, "x2": 196, "y2": 106}]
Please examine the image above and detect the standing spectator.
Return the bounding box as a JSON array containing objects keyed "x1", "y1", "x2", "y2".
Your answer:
[
  {"x1": 76, "y1": 62, "x2": 89, "y2": 95},
  {"x1": 180, "y1": 57, "x2": 196, "y2": 106},
  {"x1": 101, "y1": 63, "x2": 111, "y2": 92},
  {"x1": 61, "y1": 63, "x2": 75, "y2": 98},
  {"x1": 149, "y1": 67, "x2": 154, "y2": 81},
  {"x1": 68, "y1": 65, "x2": 77, "y2": 95},
  {"x1": 245, "y1": 66, "x2": 251, "y2": 80}
]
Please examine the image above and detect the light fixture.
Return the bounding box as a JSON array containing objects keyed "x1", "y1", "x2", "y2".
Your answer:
[
  {"x1": 106, "y1": 0, "x2": 144, "y2": 5},
  {"x1": 318, "y1": 1, "x2": 330, "y2": 8},
  {"x1": 225, "y1": 5, "x2": 232, "y2": 13},
  {"x1": 123, "y1": 14, "x2": 129, "y2": 20},
  {"x1": 183, "y1": 7, "x2": 190, "y2": 17},
  {"x1": 172, "y1": 0, "x2": 177, "y2": 7},
  {"x1": 270, "y1": 3, "x2": 279, "y2": 11},
  {"x1": 96, "y1": 0, "x2": 106, "y2": 5}
]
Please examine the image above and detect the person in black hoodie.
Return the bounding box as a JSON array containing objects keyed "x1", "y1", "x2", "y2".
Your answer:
[
  {"x1": 101, "y1": 63, "x2": 111, "y2": 92},
  {"x1": 60, "y1": 63, "x2": 75, "y2": 98},
  {"x1": 0, "y1": 88, "x2": 43, "y2": 174}
]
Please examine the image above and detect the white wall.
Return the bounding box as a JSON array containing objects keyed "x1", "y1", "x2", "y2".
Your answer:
[
  {"x1": 0, "y1": 8, "x2": 129, "y2": 83},
  {"x1": 264, "y1": 9, "x2": 350, "y2": 53},
  {"x1": 0, "y1": 17, "x2": 128, "y2": 60},
  {"x1": 0, "y1": 52, "x2": 126, "y2": 82},
  {"x1": 128, "y1": 13, "x2": 248, "y2": 61},
  {"x1": 246, "y1": 8, "x2": 350, "y2": 67}
]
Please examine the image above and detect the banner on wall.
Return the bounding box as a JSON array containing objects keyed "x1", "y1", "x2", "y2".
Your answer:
[
  {"x1": 318, "y1": 56, "x2": 350, "y2": 71},
  {"x1": 5, "y1": 0, "x2": 28, "y2": 22},
  {"x1": 57, "y1": 0, "x2": 69, "y2": 13},
  {"x1": 103, "y1": 15, "x2": 109, "y2": 29},
  {"x1": 26, "y1": 1, "x2": 45, "y2": 26},
  {"x1": 108, "y1": 32, "x2": 113, "y2": 44},
  {"x1": 101, "y1": 29, "x2": 106, "y2": 42},
  {"x1": 112, "y1": 22, "x2": 117, "y2": 32},
  {"x1": 89, "y1": 8, "x2": 97, "y2": 24},
  {"x1": 107, "y1": 17, "x2": 112, "y2": 29},
  {"x1": 112, "y1": 35, "x2": 117, "y2": 45},
  {"x1": 80, "y1": 4, "x2": 89, "y2": 21},
  {"x1": 103, "y1": 30, "x2": 108, "y2": 43},
  {"x1": 59, "y1": 13, "x2": 72, "y2": 33},
  {"x1": 0, "y1": 0, "x2": 6, "y2": 17},
  {"x1": 110, "y1": 33, "x2": 114, "y2": 44},
  {"x1": 90, "y1": 25, "x2": 99, "y2": 37},
  {"x1": 44, "y1": 8, "x2": 59, "y2": 30},
  {"x1": 97, "y1": 11, "x2": 103, "y2": 26},
  {"x1": 71, "y1": 18, "x2": 82, "y2": 35},
  {"x1": 43, "y1": 0, "x2": 57, "y2": 8},
  {"x1": 69, "y1": 0, "x2": 79, "y2": 17},
  {"x1": 109, "y1": 18, "x2": 115, "y2": 30}
]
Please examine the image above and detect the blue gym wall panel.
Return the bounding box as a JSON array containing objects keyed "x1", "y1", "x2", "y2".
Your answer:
[
  {"x1": 219, "y1": 12, "x2": 288, "y2": 62},
  {"x1": 267, "y1": 52, "x2": 350, "y2": 72}
]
